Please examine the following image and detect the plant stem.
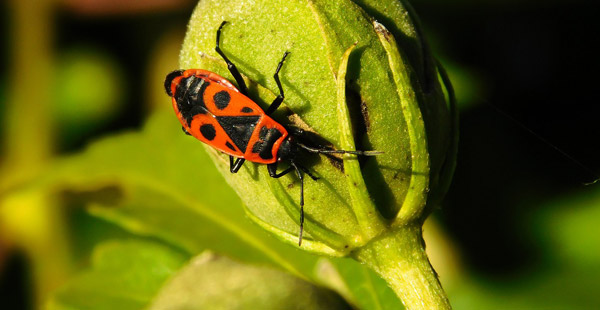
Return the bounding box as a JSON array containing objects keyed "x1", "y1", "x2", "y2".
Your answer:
[
  {"x1": 353, "y1": 224, "x2": 451, "y2": 310},
  {"x1": 2, "y1": 1, "x2": 72, "y2": 309}
]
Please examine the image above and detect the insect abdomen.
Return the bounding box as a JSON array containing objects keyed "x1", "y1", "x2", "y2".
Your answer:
[{"x1": 244, "y1": 118, "x2": 288, "y2": 164}]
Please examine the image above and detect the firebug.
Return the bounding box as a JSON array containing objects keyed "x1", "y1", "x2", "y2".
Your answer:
[{"x1": 165, "y1": 21, "x2": 378, "y2": 245}]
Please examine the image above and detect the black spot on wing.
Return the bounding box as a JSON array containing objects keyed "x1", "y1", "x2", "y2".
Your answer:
[
  {"x1": 225, "y1": 141, "x2": 237, "y2": 152},
  {"x1": 251, "y1": 126, "x2": 283, "y2": 160},
  {"x1": 241, "y1": 107, "x2": 254, "y2": 113},
  {"x1": 214, "y1": 91, "x2": 231, "y2": 110},
  {"x1": 200, "y1": 124, "x2": 216, "y2": 141},
  {"x1": 216, "y1": 116, "x2": 261, "y2": 152}
]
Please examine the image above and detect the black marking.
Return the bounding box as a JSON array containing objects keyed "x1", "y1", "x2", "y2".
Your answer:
[
  {"x1": 182, "y1": 126, "x2": 191, "y2": 136},
  {"x1": 225, "y1": 141, "x2": 237, "y2": 152},
  {"x1": 164, "y1": 70, "x2": 184, "y2": 96},
  {"x1": 251, "y1": 126, "x2": 283, "y2": 160},
  {"x1": 241, "y1": 107, "x2": 254, "y2": 113},
  {"x1": 214, "y1": 91, "x2": 231, "y2": 110},
  {"x1": 200, "y1": 124, "x2": 216, "y2": 141},
  {"x1": 216, "y1": 116, "x2": 261, "y2": 152},
  {"x1": 174, "y1": 76, "x2": 210, "y2": 126}
]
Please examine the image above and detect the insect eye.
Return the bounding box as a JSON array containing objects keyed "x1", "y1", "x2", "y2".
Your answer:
[{"x1": 164, "y1": 70, "x2": 185, "y2": 96}]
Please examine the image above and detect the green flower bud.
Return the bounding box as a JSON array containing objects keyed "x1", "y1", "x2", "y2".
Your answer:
[
  {"x1": 179, "y1": 1, "x2": 456, "y2": 307},
  {"x1": 180, "y1": 0, "x2": 455, "y2": 253}
]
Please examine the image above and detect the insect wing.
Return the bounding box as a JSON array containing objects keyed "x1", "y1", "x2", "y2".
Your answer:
[{"x1": 185, "y1": 72, "x2": 266, "y2": 158}]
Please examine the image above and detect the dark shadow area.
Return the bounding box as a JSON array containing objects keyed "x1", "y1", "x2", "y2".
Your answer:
[
  {"x1": 0, "y1": 251, "x2": 31, "y2": 310},
  {"x1": 413, "y1": 1, "x2": 600, "y2": 275}
]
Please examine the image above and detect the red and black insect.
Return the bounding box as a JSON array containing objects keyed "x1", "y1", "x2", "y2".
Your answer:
[{"x1": 165, "y1": 21, "x2": 376, "y2": 245}]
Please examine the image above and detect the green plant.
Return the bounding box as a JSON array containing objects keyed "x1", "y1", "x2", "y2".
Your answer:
[
  {"x1": 178, "y1": 0, "x2": 457, "y2": 308},
  {"x1": 1, "y1": 0, "x2": 457, "y2": 309}
]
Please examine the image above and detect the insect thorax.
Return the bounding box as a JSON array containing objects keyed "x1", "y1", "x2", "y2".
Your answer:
[{"x1": 174, "y1": 75, "x2": 210, "y2": 126}]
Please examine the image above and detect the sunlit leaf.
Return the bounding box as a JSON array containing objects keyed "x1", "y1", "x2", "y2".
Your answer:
[
  {"x1": 316, "y1": 258, "x2": 405, "y2": 310},
  {"x1": 149, "y1": 252, "x2": 350, "y2": 310},
  {"x1": 42, "y1": 112, "x2": 317, "y2": 277},
  {"x1": 30, "y1": 111, "x2": 402, "y2": 308},
  {"x1": 47, "y1": 240, "x2": 186, "y2": 310}
]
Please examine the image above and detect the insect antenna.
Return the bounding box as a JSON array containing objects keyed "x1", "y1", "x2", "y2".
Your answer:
[
  {"x1": 295, "y1": 141, "x2": 382, "y2": 156},
  {"x1": 483, "y1": 99, "x2": 599, "y2": 186}
]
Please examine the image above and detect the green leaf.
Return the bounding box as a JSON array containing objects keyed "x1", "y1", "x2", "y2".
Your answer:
[
  {"x1": 178, "y1": 1, "x2": 453, "y2": 306},
  {"x1": 149, "y1": 252, "x2": 350, "y2": 310},
  {"x1": 179, "y1": 0, "x2": 416, "y2": 246},
  {"x1": 316, "y1": 258, "x2": 405, "y2": 310},
  {"x1": 373, "y1": 20, "x2": 429, "y2": 224},
  {"x1": 29, "y1": 111, "x2": 403, "y2": 308},
  {"x1": 42, "y1": 112, "x2": 317, "y2": 277},
  {"x1": 335, "y1": 42, "x2": 385, "y2": 242},
  {"x1": 47, "y1": 240, "x2": 187, "y2": 310}
]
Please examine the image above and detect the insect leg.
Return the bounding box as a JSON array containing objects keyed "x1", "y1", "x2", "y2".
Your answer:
[
  {"x1": 181, "y1": 126, "x2": 191, "y2": 136},
  {"x1": 215, "y1": 21, "x2": 249, "y2": 95},
  {"x1": 268, "y1": 162, "x2": 304, "y2": 245},
  {"x1": 229, "y1": 156, "x2": 245, "y2": 173},
  {"x1": 267, "y1": 162, "x2": 294, "y2": 178},
  {"x1": 265, "y1": 51, "x2": 290, "y2": 116},
  {"x1": 297, "y1": 165, "x2": 319, "y2": 181},
  {"x1": 290, "y1": 161, "x2": 305, "y2": 246}
]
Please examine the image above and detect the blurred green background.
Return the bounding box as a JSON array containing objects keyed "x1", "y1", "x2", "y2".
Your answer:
[{"x1": 1, "y1": 0, "x2": 599, "y2": 309}]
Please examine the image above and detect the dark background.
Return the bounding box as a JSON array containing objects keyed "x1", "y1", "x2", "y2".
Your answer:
[{"x1": 414, "y1": 1, "x2": 600, "y2": 274}]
